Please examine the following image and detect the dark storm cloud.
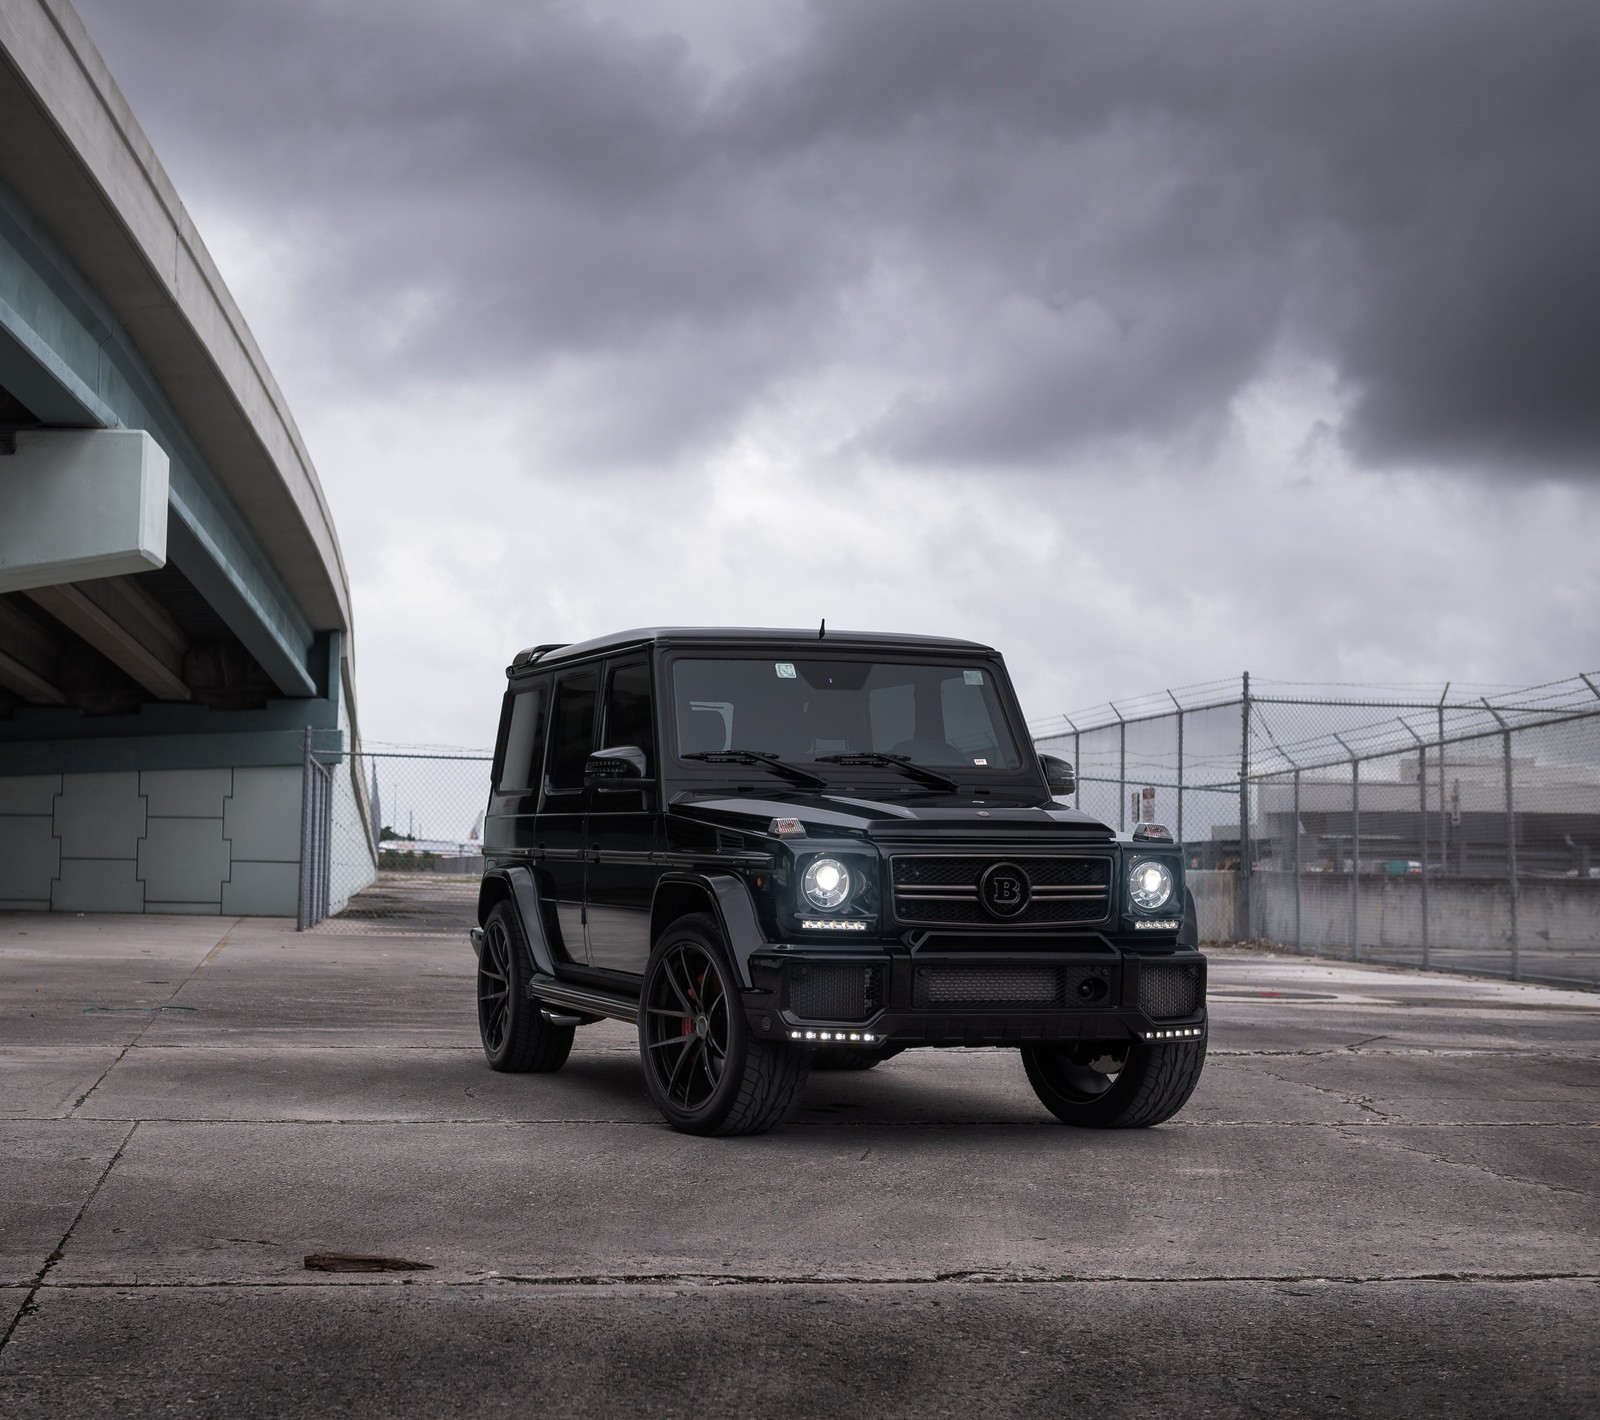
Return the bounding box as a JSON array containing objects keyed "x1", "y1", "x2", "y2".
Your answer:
[{"x1": 77, "y1": 0, "x2": 1600, "y2": 473}]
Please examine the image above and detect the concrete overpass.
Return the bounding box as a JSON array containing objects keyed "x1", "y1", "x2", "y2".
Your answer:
[{"x1": 0, "y1": 0, "x2": 373, "y2": 914}]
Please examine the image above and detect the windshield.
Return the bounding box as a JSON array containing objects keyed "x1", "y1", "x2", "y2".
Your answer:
[{"x1": 670, "y1": 657, "x2": 1024, "y2": 773}]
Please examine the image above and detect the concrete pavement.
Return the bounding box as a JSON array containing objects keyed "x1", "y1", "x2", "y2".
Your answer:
[{"x1": 2, "y1": 912, "x2": 1597, "y2": 1417}]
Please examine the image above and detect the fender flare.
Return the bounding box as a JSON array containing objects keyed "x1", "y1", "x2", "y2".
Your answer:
[
  {"x1": 651, "y1": 870, "x2": 770, "y2": 987},
  {"x1": 480, "y1": 864, "x2": 558, "y2": 978}
]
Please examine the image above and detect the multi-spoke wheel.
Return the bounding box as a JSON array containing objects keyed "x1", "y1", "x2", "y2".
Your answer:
[
  {"x1": 477, "y1": 901, "x2": 575, "y2": 1073},
  {"x1": 639, "y1": 913, "x2": 810, "y2": 1136},
  {"x1": 1020, "y1": 1037, "x2": 1205, "y2": 1128}
]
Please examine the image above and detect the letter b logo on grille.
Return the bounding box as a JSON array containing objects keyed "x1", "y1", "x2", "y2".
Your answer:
[{"x1": 978, "y1": 861, "x2": 1032, "y2": 919}]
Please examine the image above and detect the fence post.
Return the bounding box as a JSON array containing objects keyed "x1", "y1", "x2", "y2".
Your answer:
[
  {"x1": 1293, "y1": 767, "x2": 1302, "y2": 955},
  {"x1": 1239, "y1": 673, "x2": 1251, "y2": 941},
  {"x1": 1334, "y1": 733, "x2": 1358, "y2": 961},
  {"x1": 1505, "y1": 729, "x2": 1519, "y2": 980},
  {"x1": 1115, "y1": 705, "x2": 1127, "y2": 832},
  {"x1": 1419, "y1": 744, "x2": 1430, "y2": 970},
  {"x1": 297, "y1": 726, "x2": 314, "y2": 932},
  {"x1": 1400, "y1": 719, "x2": 1431, "y2": 970},
  {"x1": 1073, "y1": 726, "x2": 1081, "y2": 809},
  {"x1": 1170, "y1": 692, "x2": 1185, "y2": 845},
  {"x1": 1437, "y1": 686, "x2": 1449, "y2": 873},
  {"x1": 1351, "y1": 757, "x2": 1361, "y2": 960}
]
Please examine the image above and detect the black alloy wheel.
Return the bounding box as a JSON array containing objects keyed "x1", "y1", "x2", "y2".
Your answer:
[
  {"x1": 477, "y1": 901, "x2": 575, "y2": 1073},
  {"x1": 1020, "y1": 1037, "x2": 1206, "y2": 1128},
  {"x1": 639, "y1": 914, "x2": 810, "y2": 1136}
]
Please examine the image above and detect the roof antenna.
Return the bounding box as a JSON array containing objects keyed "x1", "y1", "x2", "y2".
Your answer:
[{"x1": 818, "y1": 618, "x2": 826, "y2": 640}]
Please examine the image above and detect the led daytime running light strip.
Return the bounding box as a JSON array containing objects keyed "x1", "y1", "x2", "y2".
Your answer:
[
  {"x1": 1143, "y1": 1027, "x2": 1204, "y2": 1039},
  {"x1": 799, "y1": 919, "x2": 870, "y2": 931},
  {"x1": 789, "y1": 1030, "x2": 877, "y2": 1044}
]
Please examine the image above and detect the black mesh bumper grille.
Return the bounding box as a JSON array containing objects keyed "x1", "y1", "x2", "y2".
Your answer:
[
  {"x1": 1139, "y1": 962, "x2": 1202, "y2": 1019},
  {"x1": 787, "y1": 964, "x2": 883, "y2": 1021},
  {"x1": 890, "y1": 855, "x2": 1111, "y2": 927},
  {"x1": 912, "y1": 964, "x2": 1111, "y2": 1009}
]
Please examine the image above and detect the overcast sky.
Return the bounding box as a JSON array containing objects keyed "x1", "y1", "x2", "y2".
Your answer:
[{"x1": 74, "y1": 0, "x2": 1600, "y2": 747}]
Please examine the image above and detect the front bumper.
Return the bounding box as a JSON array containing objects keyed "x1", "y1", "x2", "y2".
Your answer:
[{"x1": 741, "y1": 944, "x2": 1207, "y2": 1048}]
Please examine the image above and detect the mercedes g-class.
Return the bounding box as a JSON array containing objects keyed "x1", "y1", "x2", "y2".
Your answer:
[{"x1": 470, "y1": 627, "x2": 1206, "y2": 1135}]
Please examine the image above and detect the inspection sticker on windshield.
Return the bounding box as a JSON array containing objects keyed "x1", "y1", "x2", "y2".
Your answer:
[
  {"x1": 973, "y1": 757, "x2": 988, "y2": 765},
  {"x1": 964, "y1": 669, "x2": 984, "y2": 685},
  {"x1": 774, "y1": 662, "x2": 797, "y2": 679}
]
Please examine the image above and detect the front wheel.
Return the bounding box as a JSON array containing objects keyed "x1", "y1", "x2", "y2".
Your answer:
[
  {"x1": 639, "y1": 914, "x2": 810, "y2": 1136},
  {"x1": 1021, "y1": 1038, "x2": 1205, "y2": 1128}
]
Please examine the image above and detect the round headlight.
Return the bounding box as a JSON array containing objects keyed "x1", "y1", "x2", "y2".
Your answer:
[
  {"x1": 802, "y1": 857, "x2": 852, "y2": 910},
  {"x1": 1129, "y1": 860, "x2": 1174, "y2": 911}
]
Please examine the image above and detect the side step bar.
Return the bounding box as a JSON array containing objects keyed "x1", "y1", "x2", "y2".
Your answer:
[
  {"x1": 472, "y1": 928, "x2": 635, "y2": 1025},
  {"x1": 527, "y1": 973, "x2": 637, "y2": 1024}
]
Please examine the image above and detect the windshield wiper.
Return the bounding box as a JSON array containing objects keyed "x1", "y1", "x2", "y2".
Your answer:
[
  {"x1": 681, "y1": 750, "x2": 829, "y2": 790},
  {"x1": 814, "y1": 752, "x2": 960, "y2": 794}
]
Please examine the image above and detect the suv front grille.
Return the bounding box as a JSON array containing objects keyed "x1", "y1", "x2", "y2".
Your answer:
[
  {"x1": 891, "y1": 855, "x2": 1111, "y2": 927},
  {"x1": 1139, "y1": 963, "x2": 1202, "y2": 1019},
  {"x1": 912, "y1": 964, "x2": 1112, "y2": 1010},
  {"x1": 787, "y1": 963, "x2": 883, "y2": 1021}
]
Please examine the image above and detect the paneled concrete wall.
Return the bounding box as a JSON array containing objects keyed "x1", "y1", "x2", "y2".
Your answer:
[
  {"x1": 0, "y1": 766, "x2": 305, "y2": 915},
  {"x1": 1189, "y1": 870, "x2": 1238, "y2": 943},
  {"x1": 1189, "y1": 867, "x2": 1600, "y2": 955}
]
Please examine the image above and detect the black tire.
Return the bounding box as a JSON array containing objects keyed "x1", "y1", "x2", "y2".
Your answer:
[
  {"x1": 810, "y1": 1044, "x2": 904, "y2": 1071},
  {"x1": 1021, "y1": 1038, "x2": 1205, "y2": 1128},
  {"x1": 639, "y1": 913, "x2": 810, "y2": 1136},
  {"x1": 477, "y1": 901, "x2": 575, "y2": 1073}
]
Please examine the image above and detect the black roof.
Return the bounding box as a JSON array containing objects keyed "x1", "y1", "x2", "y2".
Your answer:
[{"x1": 510, "y1": 626, "x2": 995, "y2": 671}]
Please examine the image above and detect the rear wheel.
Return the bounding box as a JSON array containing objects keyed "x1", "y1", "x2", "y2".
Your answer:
[
  {"x1": 477, "y1": 901, "x2": 575, "y2": 1073},
  {"x1": 1021, "y1": 1038, "x2": 1205, "y2": 1128},
  {"x1": 639, "y1": 913, "x2": 810, "y2": 1136}
]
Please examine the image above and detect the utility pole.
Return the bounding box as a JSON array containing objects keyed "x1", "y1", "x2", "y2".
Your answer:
[{"x1": 1239, "y1": 672, "x2": 1252, "y2": 941}]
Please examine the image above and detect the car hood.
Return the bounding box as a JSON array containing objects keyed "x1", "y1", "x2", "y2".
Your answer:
[{"x1": 670, "y1": 792, "x2": 1116, "y2": 842}]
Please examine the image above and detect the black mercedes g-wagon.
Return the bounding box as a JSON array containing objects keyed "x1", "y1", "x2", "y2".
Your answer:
[{"x1": 470, "y1": 627, "x2": 1206, "y2": 1136}]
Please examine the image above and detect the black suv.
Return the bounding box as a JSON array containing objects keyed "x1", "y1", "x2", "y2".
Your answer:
[{"x1": 470, "y1": 627, "x2": 1206, "y2": 1135}]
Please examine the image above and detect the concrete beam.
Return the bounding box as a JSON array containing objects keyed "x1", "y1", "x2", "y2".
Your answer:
[
  {"x1": 0, "y1": 193, "x2": 318, "y2": 697},
  {"x1": 0, "y1": 429, "x2": 168, "y2": 592},
  {"x1": 0, "y1": 594, "x2": 63, "y2": 702},
  {"x1": 0, "y1": 3, "x2": 353, "y2": 636},
  {"x1": 26, "y1": 577, "x2": 190, "y2": 702}
]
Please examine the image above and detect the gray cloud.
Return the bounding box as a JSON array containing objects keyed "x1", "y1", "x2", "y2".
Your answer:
[{"x1": 77, "y1": 0, "x2": 1600, "y2": 477}]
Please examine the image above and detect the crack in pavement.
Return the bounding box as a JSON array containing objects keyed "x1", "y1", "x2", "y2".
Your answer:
[
  {"x1": 1230, "y1": 1061, "x2": 1402, "y2": 1121},
  {"x1": 1336, "y1": 1126, "x2": 1596, "y2": 1198},
  {"x1": 19, "y1": 1115, "x2": 1600, "y2": 1128},
  {"x1": 24, "y1": 1269, "x2": 1600, "y2": 1292},
  {"x1": 1210, "y1": 1048, "x2": 1600, "y2": 1059},
  {"x1": 0, "y1": 1121, "x2": 136, "y2": 1357},
  {"x1": 67, "y1": 922, "x2": 241, "y2": 1115}
]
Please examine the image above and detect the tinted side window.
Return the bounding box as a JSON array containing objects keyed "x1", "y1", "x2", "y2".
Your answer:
[
  {"x1": 545, "y1": 670, "x2": 600, "y2": 792},
  {"x1": 497, "y1": 683, "x2": 549, "y2": 793},
  {"x1": 601, "y1": 660, "x2": 653, "y2": 767}
]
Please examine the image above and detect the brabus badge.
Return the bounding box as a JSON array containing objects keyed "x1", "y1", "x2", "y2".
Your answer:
[{"x1": 978, "y1": 861, "x2": 1032, "y2": 919}]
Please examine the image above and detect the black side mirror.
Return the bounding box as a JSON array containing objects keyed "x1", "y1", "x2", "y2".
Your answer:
[
  {"x1": 1040, "y1": 754, "x2": 1076, "y2": 797},
  {"x1": 584, "y1": 745, "x2": 651, "y2": 789}
]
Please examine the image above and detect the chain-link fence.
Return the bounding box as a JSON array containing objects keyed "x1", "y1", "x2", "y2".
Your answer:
[
  {"x1": 1034, "y1": 673, "x2": 1600, "y2": 988},
  {"x1": 298, "y1": 738, "x2": 492, "y2": 936}
]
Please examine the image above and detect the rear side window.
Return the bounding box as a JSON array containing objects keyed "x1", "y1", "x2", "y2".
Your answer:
[
  {"x1": 545, "y1": 670, "x2": 599, "y2": 792},
  {"x1": 497, "y1": 683, "x2": 548, "y2": 793},
  {"x1": 601, "y1": 660, "x2": 653, "y2": 765}
]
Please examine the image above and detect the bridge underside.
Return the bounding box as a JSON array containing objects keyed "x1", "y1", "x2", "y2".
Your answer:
[{"x1": 0, "y1": 3, "x2": 373, "y2": 916}]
